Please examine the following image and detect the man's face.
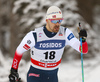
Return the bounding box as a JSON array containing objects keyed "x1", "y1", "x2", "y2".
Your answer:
[{"x1": 46, "y1": 18, "x2": 63, "y2": 33}]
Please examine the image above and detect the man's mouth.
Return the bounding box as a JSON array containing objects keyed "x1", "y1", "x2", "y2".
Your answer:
[{"x1": 55, "y1": 26, "x2": 59, "y2": 30}]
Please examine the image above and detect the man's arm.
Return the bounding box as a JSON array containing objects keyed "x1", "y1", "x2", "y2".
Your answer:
[
  {"x1": 79, "y1": 29, "x2": 88, "y2": 54},
  {"x1": 12, "y1": 31, "x2": 35, "y2": 69},
  {"x1": 65, "y1": 28, "x2": 88, "y2": 54},
  {"x1": 9, "y1": 31, "x2": 36, "y2": 82}
]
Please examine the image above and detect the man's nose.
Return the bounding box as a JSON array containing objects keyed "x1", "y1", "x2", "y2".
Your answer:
[{"x1": 55, "y1": 22, "x2": 60, "y2": 25}]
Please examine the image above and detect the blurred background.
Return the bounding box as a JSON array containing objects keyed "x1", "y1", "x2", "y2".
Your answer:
[{"x1": 0, "y1": 0, "x2": 100, "y2": 82}]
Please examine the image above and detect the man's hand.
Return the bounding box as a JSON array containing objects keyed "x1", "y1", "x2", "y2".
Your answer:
[
  {"x1": 79, "y1": 29, "x2": 87, "y2": 42},
  {"x1": 9, "y1": 68, "x2": 21, "y2": 82}
]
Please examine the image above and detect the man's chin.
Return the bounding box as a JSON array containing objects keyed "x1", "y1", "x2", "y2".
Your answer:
[{"x1": 53, "y1": 29, "x2": 59, "y2": 33}]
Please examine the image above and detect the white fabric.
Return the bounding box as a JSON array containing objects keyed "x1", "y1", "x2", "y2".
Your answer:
[
  {"x1": 46, "y1": 6, "x2": 63, "y2": 19},
  {"x1": 16, "y1": 31, "x2": 35, "y2": 54},
  {"x1": 65, "y1": 28, "x2": 80, "y2": 52}
]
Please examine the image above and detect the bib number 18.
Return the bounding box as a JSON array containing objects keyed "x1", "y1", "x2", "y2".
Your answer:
[{"x1": 44, "y1": 51, "x2": 55, "y2": 60}]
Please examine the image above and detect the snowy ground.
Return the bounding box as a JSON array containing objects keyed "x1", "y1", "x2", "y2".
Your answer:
[
  {"x1": 0, "y1": 50, "x2": 100, "y2": 82},
  {"x1": 58, "y1": 57, "x2": 100, "y2": 82}
]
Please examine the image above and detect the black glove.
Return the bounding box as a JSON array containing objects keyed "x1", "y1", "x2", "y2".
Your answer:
[
  {"x1": 9, "y1": 68, "x2": 21, "y2": 82},
  {"x1": 79, "y1": 29, "x2": 87, "y2": 42}
]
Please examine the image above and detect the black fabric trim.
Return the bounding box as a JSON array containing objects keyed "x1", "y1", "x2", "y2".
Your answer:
[
  {"x1": 33, "y1": 32, "x2": 37, "y2": 44},
  {"x1": 43, "y1": 26, "x2": 57, "y2": 38}
]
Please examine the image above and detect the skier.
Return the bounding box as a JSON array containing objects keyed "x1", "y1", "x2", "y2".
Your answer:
[{"x1": 9, "y1": 6, "x2": 88, "y2": 82}]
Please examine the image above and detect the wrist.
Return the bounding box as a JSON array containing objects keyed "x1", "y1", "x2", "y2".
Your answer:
[
  {"x1": 11, "y1": 67, "x2": 18, "y2": 73},
  {"x1": 82, "y1": 37, "x2": 86, "y2": 42}
]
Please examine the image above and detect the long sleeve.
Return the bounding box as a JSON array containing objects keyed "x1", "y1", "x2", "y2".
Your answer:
[
  {"x1": 65, "y1": 28, "x2": 88, "y2": 54},
  {"x1": 12, "y1": 31, "x2": 36, "y2": 69}
]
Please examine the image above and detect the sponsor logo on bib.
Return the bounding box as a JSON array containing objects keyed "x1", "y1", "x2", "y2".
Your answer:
[{"x1": 34, "y1": 40, "x2": 65, "y2": 50}]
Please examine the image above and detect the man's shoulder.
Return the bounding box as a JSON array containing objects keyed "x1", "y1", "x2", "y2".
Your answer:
[
  {"x1": 27, "y1": 26, "x2": 43, "y2": 34},
  {"x1": 34, "y1": 26, "x2": 44, "y2": 32},
  {"x1": 27, "y1": 31, "x2": 36, "y2": 35},
  {"x1": 60, "y1": 26, "x2": 67, "y2": 30},
  {"x1": 60, "y1": 26, "x2": 68, "y2": 33}
]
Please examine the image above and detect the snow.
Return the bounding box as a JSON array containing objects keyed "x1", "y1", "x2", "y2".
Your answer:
[
  {"x1": 0, "y1": 50, "x2": 100, "y2": 82},
  {"x1": 13, "y1": 0, "x2": 31, "y2": 13},
  {"x1": 59, "y1": 58, "x2": 100, "y2": 82},
  {"x1": 23, "y1": 1, "x2": 38, "y2": 14}
]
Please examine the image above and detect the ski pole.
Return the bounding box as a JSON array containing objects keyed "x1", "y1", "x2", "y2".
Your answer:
[{"x1": 78, "y1": 22, "x2": 84, "y2": 82}]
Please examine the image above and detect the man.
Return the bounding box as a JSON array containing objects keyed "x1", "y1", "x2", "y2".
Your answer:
[{"x1": 9, "y1": 6, "x2": 88, "y2": 82}]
